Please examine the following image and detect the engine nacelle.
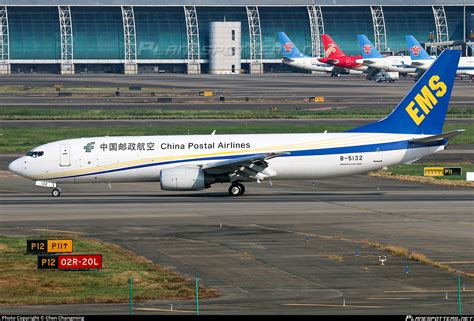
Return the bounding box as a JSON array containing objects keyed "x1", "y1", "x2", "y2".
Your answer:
[{"x1": 160, "y1": 165, "x2": 208, "y2": 191}]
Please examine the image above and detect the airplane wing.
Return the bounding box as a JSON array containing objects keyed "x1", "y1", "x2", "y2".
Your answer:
[
  {"x1": 365, "y1": 67, "x2": 380, "y2": 78},
  {"x1": 361, "y1": 59, "x2": 376, "y2": 65},
  {"x1": 410, "y1": 61, "x2": 425, "y2": 67},
  {"x1": 201, "y1": 152, "x2": 289, "y2": 181},
  {"x1": 409, "y1": 129, "x2": 465, "y2": 144}
]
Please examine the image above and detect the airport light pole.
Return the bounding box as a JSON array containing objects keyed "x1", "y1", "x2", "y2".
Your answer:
[
  {"x1": 457, "y1": 274, "x2": 462, "y2": 315},
  {"x1": 464, "y1": 0, "x2": 467, "y2": 56},
  {"x1": 195, "y1": 278, "x2": 199, "y2": 316},
  {"x1": 129, "y1": 276, "x2": 133, "y2": 315}
]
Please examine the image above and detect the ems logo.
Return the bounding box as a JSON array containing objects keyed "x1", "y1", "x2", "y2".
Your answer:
[
  {"x1": 410, "y1": 45, "x2": 421, "y2": 57},
  {"x1": 283, "y1": 42, "x2": 294, "y2": 53},
  {"x1": 325, "y1": 43, "x2": 336, "y2": 57},
  {"x1": 363, "y1": 44, "x2": 372, "y2": 55},
  {"x1": 83, "y1": 142, "x2": 95, "y2": 153}
]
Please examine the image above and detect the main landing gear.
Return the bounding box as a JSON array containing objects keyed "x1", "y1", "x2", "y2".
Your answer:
[
  {"x1": 228, "y1": 182, "x2": 245, "y2": 196},
  {"x1": 52, "y1": 188, "x2": 61, "y2": 197}
]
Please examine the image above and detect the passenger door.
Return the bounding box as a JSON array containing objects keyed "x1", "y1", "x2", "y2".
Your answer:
[{"x1": 60, "y1": 144, "x2": 71, "y2": 167}]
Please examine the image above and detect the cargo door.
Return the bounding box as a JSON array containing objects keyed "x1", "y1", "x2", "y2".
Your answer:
[
  {"x1": 60, "y1": 144, "x2": 71, "y2": 167},
  {"x1": 373, "y1": 147, "x2": 383, "y2": 164}
]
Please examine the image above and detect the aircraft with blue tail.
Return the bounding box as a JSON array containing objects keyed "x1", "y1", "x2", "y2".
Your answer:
[
  {"x1": 406, "y1": 35, "x2": 474, "y2": 77},
  {"x1": 355, "y1": 34, "x2": 416, "y2": 74},
  {"x1": 9, "y1": 50, "x2": 464, "y2": 197},
  {"x1": 277, "y1": 32, "x2": 361, "y2": 75}
]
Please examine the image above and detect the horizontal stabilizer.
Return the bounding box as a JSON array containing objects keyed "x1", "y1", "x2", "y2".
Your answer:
[
  {"x1": 325, "y1": 59, "x2": 339, "y2": 64},
  {"x1": 409, "y1": 129, "x2": 465, "y2": 144}
]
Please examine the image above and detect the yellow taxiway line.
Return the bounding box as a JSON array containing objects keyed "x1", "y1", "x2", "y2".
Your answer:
[
  {"x1": 134, "y1": 307, "x2": 194, "y2": 314},
  {"x1": 34, "y1": 228, "x2": 82, "y2": 234},
  {"x1": 283, "y1": 303, "x2": 384, "y2": 309}
]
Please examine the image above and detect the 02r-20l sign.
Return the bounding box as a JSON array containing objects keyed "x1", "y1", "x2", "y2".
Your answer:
[{"x1": 38, "y1": 254, "x2": 102, "y2": 270}]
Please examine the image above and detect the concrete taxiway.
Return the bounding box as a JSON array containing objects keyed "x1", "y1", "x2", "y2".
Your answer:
[
  {"x1": 0, "y1": 171, "x2": 472, "y2": 315},
  {"x1": 0, "y1": 74, "x2": 473, "y2": 110}
]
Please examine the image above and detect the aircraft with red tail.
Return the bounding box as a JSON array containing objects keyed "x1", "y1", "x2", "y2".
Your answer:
[{"x1": 318, "y1": 34, "x2": 368, "y2": 74}]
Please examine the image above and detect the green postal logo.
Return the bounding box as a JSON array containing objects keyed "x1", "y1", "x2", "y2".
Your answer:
[{"x1": 83, "y1": 142, "x2": 95, "y2": 153}]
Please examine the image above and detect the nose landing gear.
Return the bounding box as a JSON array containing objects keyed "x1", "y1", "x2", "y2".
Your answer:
[
  {"x1": 35, "y1": 181, "x2": 61, "y2": 197},
  {"x1": 228, "y1": 182, "x2": 245, "y2": 196}
]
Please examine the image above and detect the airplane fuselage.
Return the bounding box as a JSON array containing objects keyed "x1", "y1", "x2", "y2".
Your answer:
[
  {"x1": 356, "y1": 56, "x2": 415, "y2": 73},
  {"x1": 319, "y1": 55, "x2": 367, "y2": 72},
  {"x1": 9, "y1": 133, "x2": 445, "y2": 185},
  {"x1": 410, "y1": 57, "x2": 474, "y2": 76},
  {"x1": 282, "y1": 57, "x2": 333, "y2": 72}
]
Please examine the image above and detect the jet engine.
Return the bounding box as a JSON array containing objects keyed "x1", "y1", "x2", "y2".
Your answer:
[{"x1": 160, "y1": 165, "x2": 209, "y2": 191}]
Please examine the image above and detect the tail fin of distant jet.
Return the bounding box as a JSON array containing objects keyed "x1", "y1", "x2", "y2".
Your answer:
[
  {"x1": 321, "y1": 34, "x2": 345, "y2": 58},
  {"x1": 278, "y1": 32, "x2": 307, "y2": 59},
  {"x1": 348, "y1": 50, "x2": 460, "y2": 135},
  {"x1": 357, "y1": 35, "x2": 383, "y2": 58},
  {"x1": 405, "y1": 35, "x2": 432, "y2": 60}
]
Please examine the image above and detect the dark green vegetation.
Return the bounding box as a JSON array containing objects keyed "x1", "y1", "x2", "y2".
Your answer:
[
  {"x1": 0, "y1": 235, "x2": 218, "y2": 305},
  {"x1": 0, "y1": 106, "x2": 472, "y2": 120}
]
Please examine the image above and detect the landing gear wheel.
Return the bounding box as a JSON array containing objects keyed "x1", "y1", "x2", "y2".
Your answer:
[
  {"x1": 238, "y1": 183, "x2": 245, "y2": 195},
  {"x1": 228, "y1": 183, "x2": 245, "y2": 196},
  {"x1": 52, "y1": 188, "x2": 61, "y2": 197}
]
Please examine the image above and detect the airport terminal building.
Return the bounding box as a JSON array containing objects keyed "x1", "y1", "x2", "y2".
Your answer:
[{"x1": 0, "y1": 0, "x2": 472, "y2": 74}]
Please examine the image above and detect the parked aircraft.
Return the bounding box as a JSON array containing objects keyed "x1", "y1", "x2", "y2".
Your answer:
[
  {"x1": 356, "y1": 34, "x2": 415, "y2": 75},
  {"x1": 406, "y1": 35, "x2": 474, "y2": 77},
  {"x1": 277, "y1": 32, "x2": 333, "y2": 73},
  {"x1": 318, "y1": 34, "x2": 367, "y2": 76},
  {"x1": 9, "y1": 51, "x2": 463, "y2": 197}
]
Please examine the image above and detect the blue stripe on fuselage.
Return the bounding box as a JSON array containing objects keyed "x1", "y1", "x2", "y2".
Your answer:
[{"x1": 48, "y1": 139, "x2": 444, "y2": 180}]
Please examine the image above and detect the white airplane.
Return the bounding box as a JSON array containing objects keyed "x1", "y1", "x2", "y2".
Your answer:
[
  {"x1": 406, "y1": 35, "x2": 474, "y2": 77},
  {"x1": 355, "y1": 35, "x2": 416, "y2": 74},
  {"x1": 9, "y1": 50, "x2": 464, "y2": 197},
  {"x1": 277, "y1": 32, "x2": 362, "y2": 76}
]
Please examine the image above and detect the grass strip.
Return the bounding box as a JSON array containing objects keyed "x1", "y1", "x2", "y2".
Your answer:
[{"x1": 0, "y1": 106, "x2": 472, "y2": 120}]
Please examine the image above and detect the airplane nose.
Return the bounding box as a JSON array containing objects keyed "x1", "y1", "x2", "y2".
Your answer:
[{"x1": 8, "y1": 158, "x2": 24, "y2": 176}]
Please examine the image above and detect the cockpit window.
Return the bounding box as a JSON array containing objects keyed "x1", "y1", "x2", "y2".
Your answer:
[{"x1": 26, "y1": 151, "x2": 44, "y2": 158}]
